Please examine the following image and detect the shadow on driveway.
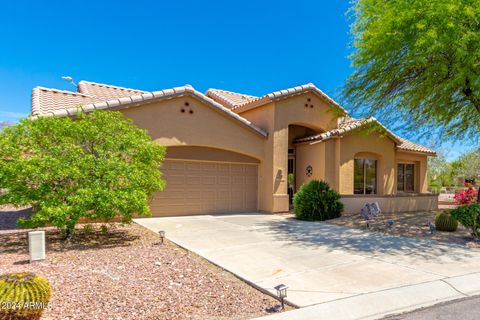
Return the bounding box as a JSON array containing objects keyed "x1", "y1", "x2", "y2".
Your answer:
[{"x1": 254, "y1": 216, "x2": 478, "y2": 261}]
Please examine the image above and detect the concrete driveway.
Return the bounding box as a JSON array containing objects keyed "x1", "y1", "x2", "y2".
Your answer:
[{"x1": 135, "y1": 213, "x2": 480, "y2": 319}]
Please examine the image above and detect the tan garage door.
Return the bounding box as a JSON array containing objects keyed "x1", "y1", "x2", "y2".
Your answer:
[{"x1": 150, "y1": 160, "x2": 258, "y2": 216}]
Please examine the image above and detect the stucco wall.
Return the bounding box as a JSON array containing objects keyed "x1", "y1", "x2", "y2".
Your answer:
[
  {"x1": 272, "y1": 93, "x2": 340, "y2": 132},
  {"x1": 323, "y1": 139, "x2": 338, "y2": 190},
  {"x1": 121, "y1": 96, "x2": 266, "y2": 160},
  {"x1": 341, "y1": 194, "x2": 438, "y2": 213},
  {"x1": 120, "y1": 95, "x2": 268, "y2": 212},
  {"x1": 269, "y1": 93, "x2": 342, "y2": 212},
  {"x1": 295, "y1": 142, "x2": 325, "y2": 190},
  {"x1": 234, "y1": 103, "x2": 276, "y2": 212},
  {"x1": 239, "y1": 92, "x2": 348, "y2": 212},
  {"x1": 339, "y1": 132, "x2": 396, "y2": 195},
  {"x1": 238, "y1": 102, "x2": 275, "y2": 133}
]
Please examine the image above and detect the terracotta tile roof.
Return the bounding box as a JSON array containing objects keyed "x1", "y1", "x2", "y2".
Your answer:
[
  {"x1": 294, "y1": 117, "x2": 436, "y2": 155},
  {"x1": 206, "y1": 89, "x2": 259, "y2": 109},
  {"x1": 77, "y1": 80, "x2": 146, "y2": 101},
  {"x1": 294, "y1": 117, "x2": 378, "y2": 143},
  {"x1": 31, "y1": 84, "x2": 268, "y2": 138},
  {"x1": 32, "y1": 81, "x2": 147, "y2": 116},
  {"x1": 31, "y1": 87, "x2": 101, "y2": 116},
  {"x1": 396, "y1": 137, "x2": 436, "y2": 155},
  {"x1": 225, "y1": 83, "x2": 349, "y2": 114}
]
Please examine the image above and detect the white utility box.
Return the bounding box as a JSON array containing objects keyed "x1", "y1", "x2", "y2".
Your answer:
[{"x1": 28, "y1": 231, "x2": 46, "y2": 262}]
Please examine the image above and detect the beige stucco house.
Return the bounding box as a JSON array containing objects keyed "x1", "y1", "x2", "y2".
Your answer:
[{"x1": 31, "y1": 81, "x2": 438, "y2": 216}]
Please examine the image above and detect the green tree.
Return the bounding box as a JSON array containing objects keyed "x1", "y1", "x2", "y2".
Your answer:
[
  {"x1": 451, "y1": 148, "x2": 480, "y2": 181},
  {"x1": 345, "y1": 0, "x2": 480, "y2": 139},
  {"x1": 428, "y1": 154, "x2": 453, "y2": 188},
  {"x1": 0, "y1": 110, "x2": 166, "y2": 238}
]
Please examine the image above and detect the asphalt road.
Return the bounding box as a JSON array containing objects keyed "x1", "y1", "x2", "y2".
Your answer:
[{"x1": 384, "y1": 295, "x2": 480, "y2": 320}]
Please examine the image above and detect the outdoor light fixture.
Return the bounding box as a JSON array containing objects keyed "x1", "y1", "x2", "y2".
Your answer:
[
  {"x1": 158, "y1": 230, "x2": 166, "y2": 244},
  {"x1": 274, "y1": 284, "x2": 288, "y2": 310}
]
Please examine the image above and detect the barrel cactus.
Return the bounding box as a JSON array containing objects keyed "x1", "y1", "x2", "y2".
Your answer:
[
  {"x1": 0, "y1": 272, "x2": 52, "y2": 320},
  {"x1": 434, "y1": 212, "x2": 458, "y2": 232}
]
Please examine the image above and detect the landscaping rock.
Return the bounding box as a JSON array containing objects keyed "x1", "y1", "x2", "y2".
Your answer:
[{"x1": 1, "y1": 206, "x2": 281, "y2": 319}]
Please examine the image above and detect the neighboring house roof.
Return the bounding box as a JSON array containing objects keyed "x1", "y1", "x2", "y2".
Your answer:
[
  {"x1": 211, "y1": 83, "x2": 349, "y2": 115},
  {"x1": 77, "y1": 80, "x2": 146, "y2": 101},
  {"x1": 31, "y1": 84, "x2": 268, "y2": 138},
  {"x1": 206, "y1": 89, "x2": 259, "y2": 109},
  {"x1": 294, "y1": 117, "x2": 436, "y2": 155}
]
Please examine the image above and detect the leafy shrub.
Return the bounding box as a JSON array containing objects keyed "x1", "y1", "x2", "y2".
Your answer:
[
  {"x1": 100, "y1": 225, "x2": 109, "y2": 235},
  {"x1": 0, "y1": 272, "x2": 52, "y2": 320},
  {"x1": 293, "y1": 180, "x2": 343, "y2": 221},
  {"x1": 82, "y1": 224, "x2": 94, "y2": 235},
  {"x1": 0, "y1": 110, "x2": 166, "y2": 239},
  {"x1": 450, "y1": 203, "x2": 480, "y2": 238},
  {"x1": 434, "y1": 212, "x2": 458, "y2": 232}
]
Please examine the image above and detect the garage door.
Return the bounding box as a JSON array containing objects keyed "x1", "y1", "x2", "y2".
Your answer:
[{"x1": 150, "y1": 160, "x2": 258, "y2": 216}]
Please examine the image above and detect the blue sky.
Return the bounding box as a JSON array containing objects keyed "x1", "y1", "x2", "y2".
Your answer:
[{"x1": 0, "y1": 0, "x2": 470, "y2": 159}]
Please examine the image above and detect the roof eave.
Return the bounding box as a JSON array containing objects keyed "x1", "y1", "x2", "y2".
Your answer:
[
  {"x1": 396, "y1": 148, "x2": 437, "y2": 157},
  {"x1": 232, "y1": 96, "x2": 272, "y2": 113},
  {"x1": 270, "y1": 87, "x2": 348, "y2": 115},
  {"x1": 31, "y1": 87, "x2": 268, "y2": 139},
  {"x1": 232, "y1": 84, "x2": 349, "y2": 115}
]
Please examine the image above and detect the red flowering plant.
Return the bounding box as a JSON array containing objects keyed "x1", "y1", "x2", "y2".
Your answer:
[{"x1": 454, "y1": 182, "x2": 478, "y2": 205}]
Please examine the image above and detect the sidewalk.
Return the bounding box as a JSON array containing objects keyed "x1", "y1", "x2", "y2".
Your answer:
[{"x1": 255, "y1": 273, "x2": 480, "y2": 320}]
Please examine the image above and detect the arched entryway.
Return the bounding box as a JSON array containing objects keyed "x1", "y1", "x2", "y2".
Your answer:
[{"x1": 150, "y1": 146, "x2": 260, "y2": 216}]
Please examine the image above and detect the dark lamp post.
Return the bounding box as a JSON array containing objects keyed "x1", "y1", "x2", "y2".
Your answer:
[
  {"x1": 159, "y1": 230, "x2": 165, "y2": 244},
  {"x1": 274, "y1": 284, "x2": 288, "y2": 310}
]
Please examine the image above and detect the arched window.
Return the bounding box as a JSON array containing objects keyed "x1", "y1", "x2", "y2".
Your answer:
[{"x1": 354, "y1": 158, "x2": 377, "y2": 194}]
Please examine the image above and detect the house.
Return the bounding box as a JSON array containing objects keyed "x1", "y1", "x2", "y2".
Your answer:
[{"x1": 31, "y1": 81, "x2": 438, "y2": 216}]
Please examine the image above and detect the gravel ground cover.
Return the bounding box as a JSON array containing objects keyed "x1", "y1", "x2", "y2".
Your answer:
[
  {"x1": 324, "y1": 210, "x2": 480, "y2": 248},
  {"x1": 0, "y1": 206, "x2": 285, "y2": 320}
]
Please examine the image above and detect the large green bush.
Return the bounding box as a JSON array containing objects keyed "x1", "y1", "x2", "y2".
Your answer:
[
  {"x1": 293, "y1": 180, "x2": 343, "y2": 221},
  {"x1": 450, "y1": 203, "x2": 480, "y2": 239},
  {"x1": 0, "y1": 110, "x2": 166, "y2": 239}
]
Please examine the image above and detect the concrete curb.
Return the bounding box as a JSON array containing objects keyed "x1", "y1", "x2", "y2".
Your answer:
[{"x1": 253, "y1": 274, "x2": 480, "y2": 320}]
